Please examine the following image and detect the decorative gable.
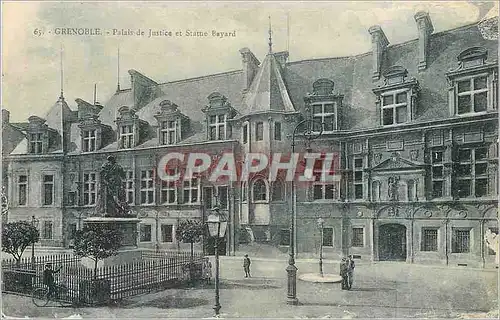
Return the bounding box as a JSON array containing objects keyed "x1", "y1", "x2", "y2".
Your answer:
[
  {"x1": 371, "y1": 153, "x2": 425, "y2": 171},
  {"x1": 154, "y1": 100, "x2": 190, "y2": 145},
  {"x1": 26, "y1": 116, "x2": 52, "y2": 154},
  {"x1": 115, "y1": 106, "x2": 148, "y2": 149},
  {"x1": 304, "y1": 78, "x2": 344, "y2": 132},
  {"x1": 373, "y1": 66, "x2": 420, "y2": 126},
  {"x1": 76, "y1": 99, "x2": 112, "y2": 152},
  {"x1": 202, "y1": 93, "x2": 237, "y2": 141}
]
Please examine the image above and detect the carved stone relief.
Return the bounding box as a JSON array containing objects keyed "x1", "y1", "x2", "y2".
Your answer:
[{"x1": 388, "y1": 176, "x2": 400, "y2": 201}]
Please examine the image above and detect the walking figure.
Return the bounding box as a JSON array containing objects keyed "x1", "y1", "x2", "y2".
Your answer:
[
  {"x1": 243, "y1": 254, "x2": 251, "y2": 278},
  {"x1": 202, "y1": 257, "x2": 212, "y2": 285},
  {"x1": 43, "y1": 263, "x2": 62, "y2": 298},
  {"x1": 347, "y1": 255, "x2": 355, "y2": 290},
  {"x1": 339, "y1": 258, "x2": 348, "y2": 290}
]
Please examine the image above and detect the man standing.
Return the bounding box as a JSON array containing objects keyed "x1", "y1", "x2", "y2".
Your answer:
[
  {"x1": 243, "y1": 254, "x2": 251, "y2": 278},
  {"x1": 43, "y1": 263, "x2": 62, "y2": 298},
  {"x1": 339, "y1": 258, "x2": 348, "y2": 290},
  {"x1": 347, "y1": 255, "x2": 355, "y2": 290}
]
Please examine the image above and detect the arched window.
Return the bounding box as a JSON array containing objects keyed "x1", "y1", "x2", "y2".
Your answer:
[
  {"x1": 252, "y1": 179, "x2": 267, "y2": 201},
  {"x1": 272, "y1": 180, "x2": 285, "y2": 201}
]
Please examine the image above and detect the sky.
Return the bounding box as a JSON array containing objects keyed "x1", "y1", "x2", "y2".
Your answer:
[{"x1": 2, "y1": 1, "x2": 498, "y2": 123}]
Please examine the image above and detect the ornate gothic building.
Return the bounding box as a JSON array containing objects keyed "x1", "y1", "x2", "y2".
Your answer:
[{"x1": 3, "y1": 13, "x2": 499, "y2": 267}]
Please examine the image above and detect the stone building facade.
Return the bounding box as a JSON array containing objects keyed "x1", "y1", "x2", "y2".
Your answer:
[{"x1": 3, "y1": 13, "x2": 499, "y2": 267}]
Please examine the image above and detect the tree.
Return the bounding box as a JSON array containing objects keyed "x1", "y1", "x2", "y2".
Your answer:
[
  {"x1": 73, "y1": 224, "x2": 123, "y2": 279},
  {"x1": 2, "y1": 221, "x2": 39, "y2": 267},
  {"x1": 175, "y1": 219, "x2": 204, "y2": 259}
]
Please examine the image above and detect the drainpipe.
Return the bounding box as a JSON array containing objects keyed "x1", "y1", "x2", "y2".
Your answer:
[
  {"x1": 444, "y1": 218, "x2": 449, "y2": 266},
  {"x1": 481, "y1": 219, "x2": 485, "y2": 269}
]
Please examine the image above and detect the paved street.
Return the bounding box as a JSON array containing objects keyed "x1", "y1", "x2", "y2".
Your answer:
[{"x1": 2, "y1": 259, "x2": 498, "y2": 318}]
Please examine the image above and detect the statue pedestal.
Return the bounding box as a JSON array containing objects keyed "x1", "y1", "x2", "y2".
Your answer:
[{"x1": 82, "y1": 216, "x2": 142, "y2": 267}]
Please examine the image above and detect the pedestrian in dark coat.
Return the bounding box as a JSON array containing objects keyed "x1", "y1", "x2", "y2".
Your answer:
[
  {"x1": 243, "y1": 254, "x2": 251, "y2": 278},
  {"x1": 339, "y1": 258, "x2": 348, "y2": 290},
  {"x1": 347, "y1": 255, "x2": 355, "y2": 290}
]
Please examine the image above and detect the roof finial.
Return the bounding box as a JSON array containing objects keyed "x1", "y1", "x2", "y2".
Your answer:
[
  {"x1": 268, "y1": 15, "x2": 273, "y2": 54},
  {"x1": 116, "y1": 46, "x2": 121, "y2": 92},
  {"x1": 59, "y1": 43, "x2": 64, "y2": 101}
]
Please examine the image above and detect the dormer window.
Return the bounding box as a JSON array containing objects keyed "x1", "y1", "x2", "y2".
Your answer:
[
  {"x1": 447, "y1": 47, "x2": 497, "y2": 116},
  {"x1": 202, "y1": 92, "x2": 237, "y2": 141},
  {"x1": 120, "y1": 125, "x2": 134, "y2": 149},
  {"x1": 30, "y1": 133, "x2": 43, "y2": 154},
  {"x1": 304, "y1": 79, "x2": 343, "y2": 133},
  {"x1": 154, "y1": 100, "x2": 189, "y2": 146},
  {"x1": 373, "y1": 66, "x2": 419, "y2": 126},
  {"x1": 76, "y1": 99, "x2": 108, "y2": 153},
  {"x1": 82, "y1": 129, "x2": 96, "y2": 152},
  {"x1": 209, "y1": 114, "x2": 227, "y2": 140},
  {"x1": 27, "y1": 116, "x2": 50, "y2": 154},
  {"x1": 115, "y1": 106, "x2": 147, "y2": 149}
]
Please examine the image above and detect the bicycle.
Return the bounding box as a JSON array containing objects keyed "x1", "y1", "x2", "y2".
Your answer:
[{"x1": 32, "y1": 282, "x2": 72, "y2": 307}]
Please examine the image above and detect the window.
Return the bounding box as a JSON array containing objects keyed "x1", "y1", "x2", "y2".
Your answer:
[
  {"x1": 42, "y1": 221, "x2": 53, "y2": 239},
  {"x1": 382, "y1": 91, "x2": 408, "y2": 125},
  {"x1": 161, "y1": 120, "x2": 177, "y2": 145},
  {"x1": 280, "y1": 229, "x2": 290, "y2": 246},
  {"x1": 452, "y1": 228, "x2": 471, "y2": 253},
  {"x1": 488, "y1": 228, "x2": 498, "y2": 255},
  {"x1": 456, "y1": 146, "x2": 488, "y2": 198},
  {"x1": 322, "y1": 227, "x2": 333, "y2": 247},
  {"x1": 123, "y1": 171, "x2": 135, "y2": 204},
  {"x1": 274, "y1": 122, "x2": 282, "y2": 140},
  {"x1": 42, "y1": 175, "x2": 54, "y2": 205},
  {"x1": 252, "y1": 179, "x2": 267, "y2": 201},
  {"x1": 353, "y1": 158, "x2": 363, "y2": 199},
  {"x1": 82, "y1": 129, "x2": 96, "y2": 152},
  {"x1": 272, "y1": 181, "x2": 284, "y2": 201},
  {"x1": 140, "y1": 170, "x2": 155, "y2": 204},
  {"x1": 17, "y1": 175, "x2": 27, "y2": 206},
  {"x1": 431, "y1": 149, "x2": 444, "y2": 198},
  {"x1": 456, "y1": 76, "x2": 488, "y2": 114},
  {"x1": 421, "y1": 228, "x2": 438, "y2": 251},
  {"x1": 120, "y1": 125, "x2": 134, "y2": 149},
  {"x1": 407, "y1": 180, "x2": 415, "y2": 201},
  {"x1": 217, "y1": 186, "x2": 228, "y2": 209},
  {"x1": 161, "y1": 224, "x2": 173, "y2": 242},
  {"x1": 242, "y1": 123, "x2": 248, "y2": 144},
  {"x1": 372, "y1": 180, "x2": 381, "y2": 201},
  {"x1": 140, "y1": 224, "x2": 152, "y2": 242},
  {"x1": 255, "y1": 122, "x2": 264, "y2": 141},
  {"x1": 351, "y1": 227, "x2": 364, "y2": 247},
  {"x1": 203, "y1": 187, "x2": 213, "y2": 210},
  {"x1": 83, "y1": 173, "x2": 97, "y2": 205},
  {"x1": 161, "y1": 178, "x2": 177, "y2": 204},
  {"x1": 312, "y1": 102, "x2": 336, "y2": 132},
  {"x1": 68, "y1": 223, "x2": 77, "y2": 241},
  {"x1": 183, "y1": 178, "x2": 200, "y2": 204},
  {"x1": 29, "y1": 133, "x2": 43, "y2": 154},
  {"x1": 209, "y1": 114, "x2": 227, "y2": 140},
  {"x1": 313, "y1": 183, "x2": 337, "y2": 200}
]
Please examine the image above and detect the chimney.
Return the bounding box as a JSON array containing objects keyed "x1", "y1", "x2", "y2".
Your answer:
[
  {"x1": 368, "y1": 25, "x2": 389, "y2": 81},
  {"x1": 1, "y1": 109, "x2": 10, "y2": 124},
  {"x1": 239, "y1": 48, "x2": 260, "y2": 92},
  {"x1": 274, "y1": 51, "x2": 289, "y2": 70},
  {"x1": 414, "y1": 11, "x2": 434, "y2": 71}
]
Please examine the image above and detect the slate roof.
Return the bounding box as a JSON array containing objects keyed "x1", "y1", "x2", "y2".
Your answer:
[{"x1": 6, "y1": 17, "x2": 499, "y2": 156}]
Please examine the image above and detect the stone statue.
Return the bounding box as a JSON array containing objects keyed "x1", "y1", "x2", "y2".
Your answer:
[
  {"x1": 388, "y1": 176, "x2": 400, "y2": 201},
  {"x1": 97, "y1": 155, "x2": 131, "y2": 217},
  {"x1": 485, "y1": 229, "x2": 499, "y2": 266}
]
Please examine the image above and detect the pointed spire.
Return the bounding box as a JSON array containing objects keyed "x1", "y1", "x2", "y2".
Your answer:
[
  {"x1": 116, "y1": 46, "x2": 121, "y2": 92},
  {"x1": 59, "y1": 43, "x2": 64, "y2": 101},
  {"x1": 268, "y1": 16, "x2": 273, "y2": 54},
  {"x1": 94, "y1": 83, "x2": 97, "y2": 104}
]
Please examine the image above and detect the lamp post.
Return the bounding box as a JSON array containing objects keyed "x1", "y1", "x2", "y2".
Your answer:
[
  {"x1": 31, "y1": 215, "x2": 39, "y2": 268},
  {"x1": 317, "y1": 218, "x2": 325, "y2": 277},
  {"x1": 207, "y1": 206, "x2": 228, "y2": 317},
  {"x1": 287, "y1": 118, "x2": 323, "y2": 305}
]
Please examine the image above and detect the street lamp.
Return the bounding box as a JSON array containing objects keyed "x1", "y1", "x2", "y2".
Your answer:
[
  {"x1": 31, "y1": 215, "x2": 39, "y2": 268},
  {"x1": 207, "y1": 206, "x2": 228, "y2": 317},
  {"x1": 287, "y1": 118, "x2": 323, "y2": 305},
  {"x1": 317, "y1": 218, "x2": 325, "y2": 277}
]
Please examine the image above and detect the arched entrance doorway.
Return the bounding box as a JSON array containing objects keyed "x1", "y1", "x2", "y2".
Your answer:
[{"x1": 378, "y1": 224, "x2": 407, "y2": 261}]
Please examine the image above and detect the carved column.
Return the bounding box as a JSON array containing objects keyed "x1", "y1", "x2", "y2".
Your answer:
[{"x1": 443, "y1": 137, "x2": 454, "y2": 199}]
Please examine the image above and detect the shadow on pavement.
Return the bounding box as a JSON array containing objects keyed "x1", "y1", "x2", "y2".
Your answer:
[
  {"x1": 124, "y1": 295, "x2": 210, "y2": 309},
  {"x1": 348, "y1": 287, "x2": 395, "y2": 292}
]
